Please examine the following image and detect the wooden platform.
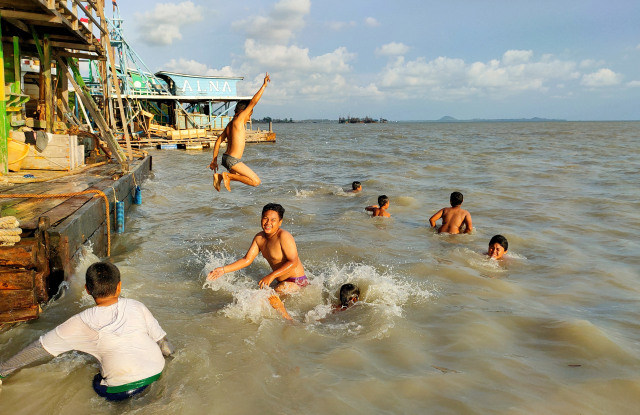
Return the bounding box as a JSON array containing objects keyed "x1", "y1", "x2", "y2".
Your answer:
[{"x1": 0, "y1": 156, "x2": 152, "y2": 329}]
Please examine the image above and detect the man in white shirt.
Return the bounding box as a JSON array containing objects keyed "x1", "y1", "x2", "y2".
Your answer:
[{"x1": 0, "y1": 262, "x2": 174, "y2": 401}]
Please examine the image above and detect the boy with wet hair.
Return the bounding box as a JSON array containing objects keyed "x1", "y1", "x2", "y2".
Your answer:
[
  {"x1": 429, "y1": 191, "x2": 473, "y2": 234},
  {"x1": 487, "y1": 234, "x2": 509, "y2": 260},
  {"x1": 338, "y1": 283, "x2": 360, "y2": 310},
  {"x1": 365, "y1": 195, "x2": 391, "y2": 217},
  {"x1": 350, "y1": 181, "x2": 362, "y2": 193},
  {"x1": 210, "y1": 72, "x2": 270, "y2": 192},
  {"x1": 0, "y1": 262, "x2": 174, "y2": 401},
  {"x1": 207, "y1": 203, "x2": 308, "y2": 320}
]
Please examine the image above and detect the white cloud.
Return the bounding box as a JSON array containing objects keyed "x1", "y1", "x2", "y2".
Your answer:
[
  {"x1": 579, "y1": 59, "x2": 605, "y2": 68},
  {"x1": 243, "y1": 39, "x2": 354, "y2": 73},
  {"x1": 502, "y1": 50, "x2": 532, "y2": 65},
  {"x1": 162, "y1": 58, "x2": 237, "y2": 77},
  {"x1": 135, "y1": 2, "x2": 204, "y2": 46},
  {"x1": 626, "y1": 80, "x2": 640, "y2": 87},
  {"x1": 364, "y1": 17, "x2": 380, "y2": 27},
  {"x1": 375, "y1": 42, "x2": 410, "y2": 57},
  {"x1": 377, "y1": 52, "x2": 581, "y2": 100},
  {"x1": 581, "y1": 68, "x2": 622, "y2": 87},
  {"x1": 232, "y1": 0, "x2": 310, "y2": 44}
]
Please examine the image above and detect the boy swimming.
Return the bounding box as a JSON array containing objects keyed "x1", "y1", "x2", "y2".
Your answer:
[
  {"x1": 487, "y1": 234, "x2": 508, "y2": 260},
  {"x1": 349, "y1": 181, "x2": 362, "y2": 193},
  {"x1": 207, "y1": 203, "x2": 307, "y2": 320},
  {"x1": 429, "y1": 191, "x2": 473, "y2": 234},
  {"x1": 365, "y1": 195, "x2": 391, "y2": 217},
  {"x1": 333, "y1": 283, "x2": 360, "y2": 311},
  {"x1": 0, "y1": 262, "x2": 174, "y2": 401},
  {"x1": 209, "y1": 73, "x2": 270, "y2": 192}
]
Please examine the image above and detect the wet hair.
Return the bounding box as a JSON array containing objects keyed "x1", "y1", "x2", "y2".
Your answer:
[
  {"x1": 352, "y1": 181, "x2": 361, "y2": 190},
  {"x1": 378, "y1": 195, "x2": 389, "y2": 207},
  {"x1": 235, "y1": 100, "x2": 250, "y2": 113},
  {"x1": 489, "y1": 234, "x2": 509, "y2": 251},
  {"x1": 340, "y1": 283, "x2": 360, "y2": 307},
  {"x1": 262, "y1": 203, "x2": 285, "y2": 219},
  {"x1": 86, "y1": 262, "x2": 121, "y2": 299},
  {"x1": 450, "y1": 191, "x2": 463, "y2": 206}
]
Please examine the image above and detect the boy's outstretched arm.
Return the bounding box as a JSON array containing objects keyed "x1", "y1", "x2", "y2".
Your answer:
[
  {"x1": 0, "y1": 339, "x2": 54, "y2": 381},
  {"x1": 365, "y1": 205, "x2": 378, "y2": 212},
  {"x1": 429, "y1": 209, "x2": 443, "y2": 227},
  {"x1": 207, "y1": 237, "x2": 260, "y2": 281}
]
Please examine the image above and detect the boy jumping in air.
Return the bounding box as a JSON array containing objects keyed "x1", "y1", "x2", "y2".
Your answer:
[{"x1": 210, "y1": 73, "x2": 270, "y2": 192}]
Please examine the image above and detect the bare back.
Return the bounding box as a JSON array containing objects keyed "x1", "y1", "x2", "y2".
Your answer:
[{"x1": 437, "y1": 206, "x2": 472, "y2": 234}]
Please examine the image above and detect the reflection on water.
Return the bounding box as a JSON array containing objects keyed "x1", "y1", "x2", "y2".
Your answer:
[{"x1": 1, "y1": 122, "x2": 640, "y2": 414}]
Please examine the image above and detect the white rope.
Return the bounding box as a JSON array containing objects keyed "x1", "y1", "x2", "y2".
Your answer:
[{"x1": 0, "y1": 216, "x2": 22, "y2": 246}]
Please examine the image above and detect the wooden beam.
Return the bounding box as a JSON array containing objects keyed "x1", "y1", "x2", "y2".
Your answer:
[
  {"x1": 0, "y1": 10, "x2": 62, "y2": 23},
  {"x1": 56, "y1": 49, "x2": 106, "y2": 61},
  {"x1": 4, "y1": 17, "x2": 29, "y2": 33},
  {"x1": 4, "y1": 37, "x2": 98, "y2": 52}
]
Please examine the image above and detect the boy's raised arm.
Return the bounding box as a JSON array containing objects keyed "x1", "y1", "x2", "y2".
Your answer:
[{"x1": 242, "y1": 73, "x2": 270, "y2": 119}]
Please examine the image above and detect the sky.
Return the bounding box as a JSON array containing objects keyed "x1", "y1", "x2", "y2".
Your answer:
[{"x1": 111, "y1": 0, "x2": 640, "y2": 121}]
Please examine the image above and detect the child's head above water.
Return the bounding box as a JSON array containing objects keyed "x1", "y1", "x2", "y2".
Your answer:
[
  {"x1": 339, "y1": 283, "x2": 360, "y2": 308},
  {"x1": 450, "y1": 191, "x2": 463, "y2": 207},
  {"x1": 378, "y1": 195, "x2": 389, "y2": 207},
  {"x1": 86, "y1": 262, "x2": 121, "y2": 299},
  {"x1": 352, "y1": 181, "x2": 362, "y2": 191},
  {"x1": 487, "y1": 234, "x2": 509, "y2": 260}
]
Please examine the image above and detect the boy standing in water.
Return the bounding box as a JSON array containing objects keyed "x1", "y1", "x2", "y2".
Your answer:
[
  {"x1": 429, "y1": 191, "x2": 473, "y2": 234},
  {"x1": 487, "y1": 234, "x2": 509, "y2": 260},
  {"x1": 207, "y1": 203, "x2": 307, "y2": 320},
  {"x1": 209, "y1": 73, "x2": 270, "y2": 192},
  {"x1": 0, "y1": 262, "x2": 174, "y2": 401},
  {"x1": 365, "y1": 195, "x2": 391, "y2": 217}
]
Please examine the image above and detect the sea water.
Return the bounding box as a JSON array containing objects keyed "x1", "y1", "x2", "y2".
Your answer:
[{"x1": 1, "y1": 121, "x2": 639, "y2": 414}]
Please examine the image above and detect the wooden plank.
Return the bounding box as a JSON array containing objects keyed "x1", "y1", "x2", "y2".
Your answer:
[
  {"x1": 0, "y1": 240, "x2": 37, "y2": 268},
  {"x1": 34, "y1": 270, "x2": 49, "y2": 303},
  {"x1": 0, "y1": 289, "x2": 36, "y2": 311},
  {"x1": 0, "y1": 269, "x2": 35, "y2": 290},
  {"x1": 0, "y1": 305, "x2": 39, "y2": 323},
  {"x1": 20, "y1": 193, "x2": 92, "y2": 229}
]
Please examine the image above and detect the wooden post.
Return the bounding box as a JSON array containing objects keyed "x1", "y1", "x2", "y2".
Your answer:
[
  {"x1": 43, "y1": 34, "x2": 53, "y2": 133},
  {"x1": 12, "y1": 36, "x2": 20, "y2": 94},
  {"x1": 56, "y1": 57, "x2": 68, "y2": 123},
  {"x1": 0, "y1": 13, "x2": 7, "y2": 175}
]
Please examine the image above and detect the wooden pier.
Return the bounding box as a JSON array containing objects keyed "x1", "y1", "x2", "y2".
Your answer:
[{"x1": 0, "y1": 156, "x2": 151, "y2": 330}]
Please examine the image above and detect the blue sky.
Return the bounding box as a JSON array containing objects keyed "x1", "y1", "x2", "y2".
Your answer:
[{"x1": 112, "y1": 0, "x2": 640, "y2": 121}]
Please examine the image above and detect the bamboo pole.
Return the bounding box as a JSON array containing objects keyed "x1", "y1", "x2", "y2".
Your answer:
[
  {"x1": 0, "y1": 14, "x2": 7, "y2": 174},
  {"x1": 43, "y1": 34, "x2": 53, "y2": 133}
]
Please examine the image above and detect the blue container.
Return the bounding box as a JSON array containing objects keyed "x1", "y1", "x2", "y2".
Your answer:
[
  {"x1": 116, "y1": 201, "x2": 125, "y2": 233},
  {"x1": 133, "y1": 186, "x2": 141, "y2": 205}
]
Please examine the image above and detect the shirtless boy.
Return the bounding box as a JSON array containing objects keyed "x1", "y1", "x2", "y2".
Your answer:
[
  {"x1": 349, "y1": 181, "x2": 362, "y2": 193},
  {"x1": 207, "y1": 203, "x2": 307, "y2": 320},
  {"x1": 209, "y1": 73, "x2": 270, "y2": 192},
  {"x1": 487, "y1": 234, "x2": 508, "y2": 260},
  {"x1": 365, "y1": 195, "x2": 391, "y2": 217},
  {"x1": 429, "y1": 191, "x2": 473, "y2": 234}
]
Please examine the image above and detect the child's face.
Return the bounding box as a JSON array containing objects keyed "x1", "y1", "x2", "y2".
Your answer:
[
  {"x1": 261, "y1": 210, "x2": 283, "y2": 235},
  {"x1": 487, "y1": 243, "x2": 507, "y2": 260}
]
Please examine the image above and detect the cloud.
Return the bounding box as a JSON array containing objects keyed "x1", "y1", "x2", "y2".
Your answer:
[
  {"x1": 626, "y1": 80, "x2": 640, "y2": 87},
  {"x1": 375, "y1": 42, "x2": 410, "y2": 57},
  {"x1": 134, "y1": 2, "x2": 204, "y2": 46},
  {"x1": 581, "y1": 68, "x2": 622, "y2": 87},
  {"x1": 364, "y1": 17, "x2": 380, "y2": 27},
  {"x1": 377, "y1": 51, "x2": 582, "y2": 100},
  {"x1": 232, "y1": 0, "x2": 310, "y2": 44},
  {"x1": 162, "y1": 58, "x2": 237, "y2": 77}
]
